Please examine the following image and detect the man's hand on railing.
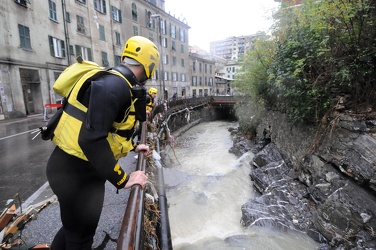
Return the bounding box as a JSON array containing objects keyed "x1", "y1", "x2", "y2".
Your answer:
[
  {"x1": 135, "y1": 144, "x2": 149, "y2": 156},
  {"x1": 124, "y1": 170, "x2": 148, "y2": 189}
]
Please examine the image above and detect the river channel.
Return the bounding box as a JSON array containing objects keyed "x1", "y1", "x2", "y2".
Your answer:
[{"x1": 164, "y1": 120, "x2": 319, "y2": 250}]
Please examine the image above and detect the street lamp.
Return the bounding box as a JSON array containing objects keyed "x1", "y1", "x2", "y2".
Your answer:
[{"x1": 150, "y1": 14, "x2": 166, "y2": 101}]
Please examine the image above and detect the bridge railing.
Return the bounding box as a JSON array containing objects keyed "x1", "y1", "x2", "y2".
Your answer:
[{"x1": 117, "y1": 122, "x2": 148, "y2": 250}]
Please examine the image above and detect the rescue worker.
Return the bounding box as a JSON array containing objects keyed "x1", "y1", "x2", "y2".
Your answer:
[
  {"x1": 46, "y1": 36, "x2": 160, "y2": 250},
  {"x1": 133, "y1": 87, "x2": 158, "y2": 139},
  {"x1": 146, "y1": 87, "x2": 158, "y2": 116}
]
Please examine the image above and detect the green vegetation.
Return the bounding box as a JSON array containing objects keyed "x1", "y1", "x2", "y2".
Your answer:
[{"x1": 234, "y1": 0, "x2": 376, "y2": 124}]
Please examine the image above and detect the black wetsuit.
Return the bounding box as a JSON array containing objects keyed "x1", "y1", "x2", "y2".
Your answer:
[{"x1": 46, "y1": 68, "x2": 134, "y2": 250}]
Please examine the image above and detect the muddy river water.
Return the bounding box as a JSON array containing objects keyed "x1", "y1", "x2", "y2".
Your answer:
[{"x1": 165, "y1": 120, "x2": 319, "y2": 250}]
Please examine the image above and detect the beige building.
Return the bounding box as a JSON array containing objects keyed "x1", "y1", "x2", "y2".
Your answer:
[
  {"x1": 0, "y1": 0, "x2": 190, "y2": 119},
  {"x1": 188, "y1": 46, "x2": 216, "y2": 97}
]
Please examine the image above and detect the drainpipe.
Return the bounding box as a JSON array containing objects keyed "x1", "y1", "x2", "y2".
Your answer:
[
  {"x1": 153, "y1": 146, "x2": 173, "y2": 250},
  {"x1": 61, "y1": 0, "x2": 71, "y2": 65}
]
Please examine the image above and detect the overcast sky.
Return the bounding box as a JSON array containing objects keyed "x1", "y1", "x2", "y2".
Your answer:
[{"x1": 164, "y1": 0, "x2": 280, "y2": 51}]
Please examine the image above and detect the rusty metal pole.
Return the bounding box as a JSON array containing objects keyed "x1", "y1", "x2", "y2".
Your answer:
[{"x1": 117, "y1": 122, "x2": 147, "y2": 250}]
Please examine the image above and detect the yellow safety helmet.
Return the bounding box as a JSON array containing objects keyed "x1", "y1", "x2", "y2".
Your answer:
[
  {"x1": 121, "y1": 36, "x2": 160, "y2": 79},
  {"x1": 148, "y1": 87, "x2": 158, "y2": 95}
]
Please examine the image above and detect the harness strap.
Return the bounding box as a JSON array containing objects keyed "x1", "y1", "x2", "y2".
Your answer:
[
  {"x1": 64, "y1": 103, "x2": 136, "y2": 140},
  {"x1": 65, "y1": 103, "x2": 86, "y2": 121},
  {"x1": 112, "y1": 128, "x2": 135, "y2": 139}
]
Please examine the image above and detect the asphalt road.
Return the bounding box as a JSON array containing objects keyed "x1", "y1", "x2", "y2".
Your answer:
[
  {"x1": 0, "y1": 115, "x2": 138, "y2": 249},
  {"x1": 0, "y1": 115, "x2": 53, "y2": 210}
]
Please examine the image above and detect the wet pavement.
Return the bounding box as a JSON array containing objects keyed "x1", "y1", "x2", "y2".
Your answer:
[{"x1": 0, "y1": 115, "x2": 138, "y2": 249}]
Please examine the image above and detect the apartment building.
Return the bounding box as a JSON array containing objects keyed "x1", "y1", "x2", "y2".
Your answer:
[
  {"x1": 188, "y1": 46, "x2": 216, "y2": 97},
  {"x1": 209, "y1": 35, "x2": 258, "y2": 61},
  {"x1": 208, "y1": 35, "x2": 261, "y2": 95},
  {"x1": 0, "y1": 0, "x2": 190, "y2": 120}
]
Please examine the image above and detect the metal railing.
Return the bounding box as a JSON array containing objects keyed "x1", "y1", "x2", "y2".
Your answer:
[{"x1": 117, "y1": 122, "x2": 147, "y2": 250}]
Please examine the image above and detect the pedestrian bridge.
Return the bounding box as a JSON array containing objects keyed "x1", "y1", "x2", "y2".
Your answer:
[
  {"x1": 160, "y1": 95, "x2": 248, "y2": 114},
  {"x1": 209, "y1": 96, "x2": 247, "y2": 107}
]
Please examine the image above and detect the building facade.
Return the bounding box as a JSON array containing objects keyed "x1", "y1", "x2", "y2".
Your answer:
[
  {"x1": 188, "y1": 46, "x2": 216, "y2": 97},
  {"x1": 209, "y1": 35, "x2": 262, "y2": 94},
  {"x1": 0, "y1": 0, "x2": 190, "y2": 119},
  {"x1": 209, "y1": 35, "x2": 258, "y2": 61}
]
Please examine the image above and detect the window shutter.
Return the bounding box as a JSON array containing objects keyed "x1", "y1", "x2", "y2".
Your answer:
[
  {"x1": 88, "y1": 48, "x2": 92, "y2": 61},
  {"x1": 61, "y1": 40, "x2": 66, "y2": 58},
  {"x1": 48, "y1": 36, "x2": 54, "y2": 56},
  {"x1": 102, "y1": 0, "x2": 107, "y2": 14},
  {"x1": 75, "y1": 45, "x2": 81, "y2": 57}
]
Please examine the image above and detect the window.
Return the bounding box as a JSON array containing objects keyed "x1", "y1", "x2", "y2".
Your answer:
[
  {"x1": 171, "y1": 41, "x2": 176, "y2": 51},
  {"x1": 99, "y1": 24, "x2": 105, "y2": 41},
  {"x1": 131, "y1": 3, "x2": 137, "y2": 22},
  {"x1": 150, "y1": 17, "x2": 156, "y2": 30},
  {"x1": 146, "y1": 11, "x2": 152, "y2": 28},
  {"x1": 152, "y1": 70, "x2": 158, "y2": 80},
  {"x1": 181, "y1": 59, "x2": 184, "y2": 67},
  {"x1": 209, "y1": 77, "x2": 213, "y2": 86},
  {"x1": 115, "y1": 31, "x2": 121, "y2": 45},
  {"x1": 163, "y1": 55, "x2": 168, "y2": 65},
  {"x1": 76, "y1": 0, "x2": 86, "y2": 4},
  {"x1": 94, "y1": 0, "x2": 106, "y2": 14},
  {"x1": 75, "y1": 45, "x2": 92, "y2": 60},
  {"x1": 179, "y1": 29, "x2": 185, "y2": 42},
  {"x1": 114, "y1": 55, "x2": 121, "y2": 66},
  {"x1": 101, "y1": 51, "x2": 109, "y2": 66},
  {"x1": 172, "y1": 72, "x2": 178, "y2": 81},
  {"x1": 181, "y1": 73, "x2": 186, "y2": 82},
  {"x1": 48, "y1": 0, "x2": 57, "y2": 21},
  {"x1": 205, "y1": 64, "x2": 207, "y2": 73},
  {"x1": 18, "y1": 24, "x2": 31, "y2": 49},
  {"x1": 133, "y1": 26, "x2": 138, "y2": 36},
  {"x1": 111, "y1": 6, "x2": 122, "y2": 23},
  {"x1": 161, "y1": 20, "x2": 166, "y2": 35},
  {"x1": 180, "y1": 44, "x2": 184, "y2": 53},
  {"x1": 69, "y1": 45, "x2": 74, "y2": 55},
  {"x1": 172, "y1": 57, "x2": 176, "y2": 66},
  {"x1": 14, "y1": 0, "x2": 28, "y2": 7},
  {"x1": 77, "y1": 15, "x2": 85, "y2": 34},
  {"x1": 170, "y1": 24, "x2": 176, "y2": 39},
  {"x1": 66, "y1": 12, "x2": 71, "y2": 23},
  {"x1": 163, "y1": 71, "x2": 168, "y2": 81},
  {"x1": 209, "y1": 65, "x2": 212, "y2": 74},
  {"x1": 192, "y1": 76, "x2": 197, "y2": 86},
  {"x1": 49, "y1": 36, "x2": 66, "y2": 58},
  {"x1": 162, "y1": 37, "x2": 167, "y2": 48},
  {"x1": 199, "y1": 76, "x2": 202, "y2": 86},
  {"x1": 192, "y1": 61, "x2": 196, "y2": 72}
]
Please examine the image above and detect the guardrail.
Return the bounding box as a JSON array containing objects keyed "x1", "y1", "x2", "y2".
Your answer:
[
  {"x1": 43, "y1": 103, "x2": 62, "y2": 120},
  {"x1": 117, "y1": 122, "x2": 148, "y2": 250}
]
